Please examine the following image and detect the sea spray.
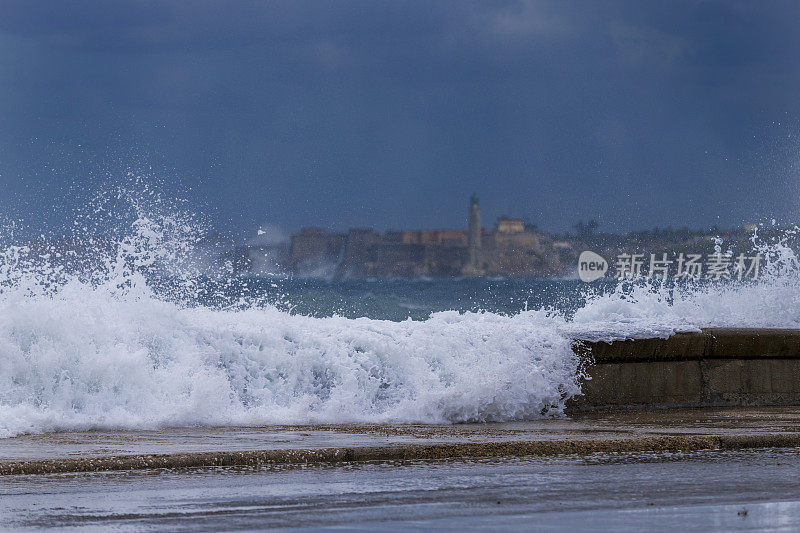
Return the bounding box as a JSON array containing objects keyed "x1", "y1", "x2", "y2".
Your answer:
[
  {"x1": 569, "y1": 226, "x2": 800, "y2": 334},
  {"x1": 1, "y1": 186, "x2": 799, "y2": 437},
  {"x1": 0, "y1": 299, "x2": 583, "y2": 437},
  {"x1": 0, "y1": 186, "x2": 586, "y2": 437}
]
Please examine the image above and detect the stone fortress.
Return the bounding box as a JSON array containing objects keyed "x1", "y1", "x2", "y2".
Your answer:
[
  {"x1": 282, "y1": 195, "x2": 562, "y2": 278},
  {"x1": 234, "y1": 196, "x2": 768, "y2": 279}
]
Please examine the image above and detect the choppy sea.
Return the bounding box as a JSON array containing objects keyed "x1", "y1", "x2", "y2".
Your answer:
[{"x1": 2, "y1": 184, "x2": 799, "y2": 437}]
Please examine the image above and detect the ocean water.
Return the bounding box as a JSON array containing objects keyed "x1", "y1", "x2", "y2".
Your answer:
[{"x1": 1, "y1": 186, "x2": 800, "y2": 438}]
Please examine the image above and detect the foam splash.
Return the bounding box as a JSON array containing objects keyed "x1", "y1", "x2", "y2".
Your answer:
[
  {"x1": 0, "y1": 186, "x2": 799, "y2": 438},
  {"x1": 0, "y1": 299, "x2": 582, "y2": 436}
]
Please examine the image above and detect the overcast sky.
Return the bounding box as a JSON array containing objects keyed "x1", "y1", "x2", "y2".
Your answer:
[{"x1": 1, "y1": 0, "x2": 800, "y2": 238}]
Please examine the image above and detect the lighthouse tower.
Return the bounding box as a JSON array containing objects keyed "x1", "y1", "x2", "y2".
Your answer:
[{"x1": 468, "y1": 193, "x2": 481, "y2": 270}]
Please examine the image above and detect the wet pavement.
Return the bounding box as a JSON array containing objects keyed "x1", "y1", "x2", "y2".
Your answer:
[
  {"x1": 2, "y1": 448, "x2": 800, "y2": 531},
  {"x1": 2, "y1": 407, "x2": 799, "y2": 463}
]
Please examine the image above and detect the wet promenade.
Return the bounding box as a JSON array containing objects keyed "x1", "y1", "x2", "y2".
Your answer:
[{"x1": 2, "y1": 407, "x2": 799, "y2": 474}]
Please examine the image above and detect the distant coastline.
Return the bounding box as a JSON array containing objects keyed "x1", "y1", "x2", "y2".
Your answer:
[{"x1": 227, "y1": 196, "x2": 772, "y2": 279}]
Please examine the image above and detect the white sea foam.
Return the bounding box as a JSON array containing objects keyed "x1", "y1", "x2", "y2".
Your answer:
[
  {"x1": 0, "y1": 293, "x2": 584, "y2": 437},
  {"x1": 1, "y1": 188, "x2": 798, "y2": 438}
]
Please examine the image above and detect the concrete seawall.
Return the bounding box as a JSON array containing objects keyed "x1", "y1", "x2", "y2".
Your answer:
[{"x1": 573, "y1": 328, "x2": 800, "y2": 409}]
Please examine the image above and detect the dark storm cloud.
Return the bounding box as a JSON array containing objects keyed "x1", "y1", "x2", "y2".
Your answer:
[{"x1": 1, "y1": 1, "x2": 799, "y2": 237}]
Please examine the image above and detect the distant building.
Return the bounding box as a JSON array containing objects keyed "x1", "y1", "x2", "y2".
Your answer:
[
  {"x1": 390, "y1": 229, "x2": 468, "y2": 246},
  {"x1": 496, "y1": 217, "x2": 525, "y2": 233},
  {"x1": 261, "y1": 202, "x2": 776, "y2": 279},
  {"x1": 290, "y1": 227, "x2": 345, "y2": 275},
  {"x1": 281, "y1": 196, "x2": 558, "y2": 278}
]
